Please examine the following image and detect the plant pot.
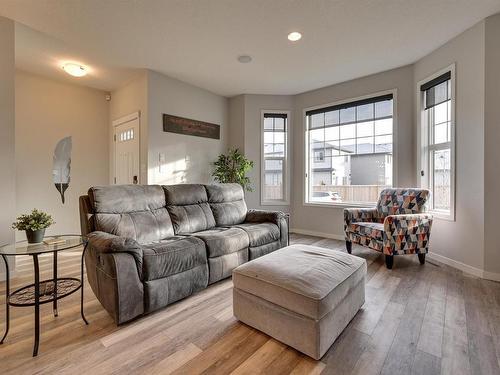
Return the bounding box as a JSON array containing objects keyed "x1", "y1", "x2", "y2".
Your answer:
[{"x1": 26, "y1": 229, "x2": 46, "y2": 244}]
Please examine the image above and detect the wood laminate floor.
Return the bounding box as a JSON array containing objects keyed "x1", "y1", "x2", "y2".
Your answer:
[{"x1": 1, "y1": 234, "x2": 500, "y2": 375}]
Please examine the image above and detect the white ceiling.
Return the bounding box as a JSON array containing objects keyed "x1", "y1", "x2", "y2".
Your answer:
[{"x1": 2, "y1": 0, "x2": 500, "y2": 96}]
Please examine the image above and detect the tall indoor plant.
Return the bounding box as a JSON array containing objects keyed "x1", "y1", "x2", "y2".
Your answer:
[
  {"x1": 212, "y1": 148, "x2": 254, "y2": 192},
  {"x1": 12, "y1": 209, "x2": 55, "y2": 243}
]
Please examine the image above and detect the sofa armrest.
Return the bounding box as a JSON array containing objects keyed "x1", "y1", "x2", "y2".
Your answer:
[
  {"x1": 246, "y1": 209, "x2": 286, "y2": 224},
  {"x1": 343, "y1": 208, "x2": 379, "y2": 228},
  {"x1": 87, "y1": 231, "x2": 143, "y2": 278},
  {"x1": 245, "y1": 209, "x2": 289, "y2": 246}
]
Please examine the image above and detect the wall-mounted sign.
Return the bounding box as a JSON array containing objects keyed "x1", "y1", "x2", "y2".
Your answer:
[{"x1": 163, "y1": 114, "x2": 220, "y2": 140}]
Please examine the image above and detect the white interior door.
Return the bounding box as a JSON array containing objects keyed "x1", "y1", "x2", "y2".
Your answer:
[{"x1": 114, "y1": 114, "x2": 140, "y2": 185}]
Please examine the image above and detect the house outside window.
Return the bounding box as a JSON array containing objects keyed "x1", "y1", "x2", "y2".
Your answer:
[
  {"x1": 262, "y1": 111, "x2": 290, "y2": 205},
  {"x1": 305, "y1": 92, "x2": 395, "y2": 205}
]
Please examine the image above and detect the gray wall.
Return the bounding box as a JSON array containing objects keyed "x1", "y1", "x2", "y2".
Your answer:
[
  {"x1": 223, "y1": 16, "x2": 498, "y2": 279},
  {"x1": 484, "y1": 13, "x2": 500, "y2": 276},
  {"x1": 228, "y1": 95, "x2": 245, "y2": 152},
  {"x1": 147, "y1": 70, "x2": 228, "y2": 185},
  {"x1": 291, "y1": 65, "x2": 415, "y2": 237},
  {"x1": 414, "y1": 20, "x2": 485, "y2": 271},
  {"x1": 0, "y1": 17, "x2": 15, "y2": 279}
]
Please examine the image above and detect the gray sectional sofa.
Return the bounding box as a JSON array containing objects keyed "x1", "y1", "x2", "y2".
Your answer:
[{"x1": 79, "y1": 183, "x2": 288, "y2": 324}]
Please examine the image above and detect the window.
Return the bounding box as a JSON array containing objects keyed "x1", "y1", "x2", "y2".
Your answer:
[
  {"x1": 305, "y1": 93, "x2": 394, "y2": 205},
  {"x1": 314, "y1": 150, "x2": 325, "y2": 162},
  {"x1": 419, "y1": 68, "x2": 455, "y2": 219},
  {"x1": 262, "y1": 112, "x2": 289, "y2": 204}
]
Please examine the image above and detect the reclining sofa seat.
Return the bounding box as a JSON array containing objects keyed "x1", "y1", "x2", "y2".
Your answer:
[
  {"x1": 163, "y1": 184, "x2": 250, "y2": 284},
  {"x1": 79, "y1": 183, "x2": 288, "y2": 324}
]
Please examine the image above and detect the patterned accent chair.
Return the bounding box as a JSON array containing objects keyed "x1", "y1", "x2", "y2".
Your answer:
[{"x1": 344, "y1": 188, "x2": 432, "y2": 269}]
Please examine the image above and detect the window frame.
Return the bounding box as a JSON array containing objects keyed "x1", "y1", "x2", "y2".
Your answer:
[
  {"x1": 417, "y1": 64, "x2": 456, "y2": 221},
  {"x1": 303, "y1": 89, "x2": 398, "y2": 208},
  {"x1": 261, "y1": 110, "x2": 291, "y2": 206}
]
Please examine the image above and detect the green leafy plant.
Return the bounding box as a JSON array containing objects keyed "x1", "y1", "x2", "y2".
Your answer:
[
  {"x1": 12, "y1": 209, "x2": 55, "y2": 231},
  {"x1": 212, "y1": 148, "x2": 254, "y2": 191}
]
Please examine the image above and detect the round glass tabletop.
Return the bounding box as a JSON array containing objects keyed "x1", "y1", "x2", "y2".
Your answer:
[{"x1": 0, "y1": 235, "x2": 86, "y2": 256}]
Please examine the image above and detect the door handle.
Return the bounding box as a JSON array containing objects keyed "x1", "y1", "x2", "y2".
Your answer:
[{"x1": 133, "y1": 175, "x2": 138, "y2": 184}]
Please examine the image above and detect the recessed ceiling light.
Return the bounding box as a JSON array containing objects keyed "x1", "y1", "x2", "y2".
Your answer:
[
  {"x1": 288, "y1": 32, "x2": 302, "y2": 42},
  {"x1": 62, "y1": 63, "x2": 87, "y2": 77},
  {"x1": 237, "y1": 55, "x2": 252, "y2": 63}
]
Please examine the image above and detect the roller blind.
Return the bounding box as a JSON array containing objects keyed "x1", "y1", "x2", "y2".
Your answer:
[
  {"x1": 420, "y1": 71, "x2": 451, "y2": 110},
  {"x1": 305, "y1": 94, "x2": 393, "y2": 117}
]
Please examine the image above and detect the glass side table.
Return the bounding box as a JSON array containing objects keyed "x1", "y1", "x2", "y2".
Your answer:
[{"x1": 0, "y1": 235, "x2": 89, "y2": 356}]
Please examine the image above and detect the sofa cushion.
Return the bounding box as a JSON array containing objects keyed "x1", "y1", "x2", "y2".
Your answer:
[
  {"x1": 232, "y1": 244, "x2": 367, "y2": 320},
  {"x1": 141, "y1": 236, "x2": 207, "y2": 281},
  {"x1": 233, "y1": 222, "x2": 280, "y2": 247},
  {"x1": 163, "y1": 184, "x2": 216, "y2": 234},
  {"x1": 89, "y1": 185, "x2": 165, "y2": 213},
  {"x1": 347, "y1": 222, "x2": 385, "y2": 241},
  {"x1": 205, "y1": 184, "x2": 248, "y2": 226},
  {"x1": 89, "y1": 185, "x2": 174, "y2": 243},
  {"x1": 191, "y1": 227, "x2": 249, "y2": 258}
]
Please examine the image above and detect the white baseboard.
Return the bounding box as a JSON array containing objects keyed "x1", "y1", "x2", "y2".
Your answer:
[
  {"x1": 428, "y1": 252, "x2": 500, "y2": 281},
  {"x1": 291, "y1": 228, "x2": 500, "y2": 282},
  {"x1": 426, "y1": 252, "x2": 484, "y2": 278},
  {"x1": 290, "y1": 228, "x2": 344, "y2": 241},
  {"x1": 483, "y1": 270, "x2": 500, "y2": 282}
]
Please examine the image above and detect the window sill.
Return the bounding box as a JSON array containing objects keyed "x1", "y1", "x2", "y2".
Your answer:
[
  {"x1": 303, "y1": 201, "x2": 376, "y2": 209},
  {"x1": 428, "y1": 210, "x2": 455, "y2": 222},
  {"x1": 261, "y1": 200, "x2": 290, "y2": 206}
]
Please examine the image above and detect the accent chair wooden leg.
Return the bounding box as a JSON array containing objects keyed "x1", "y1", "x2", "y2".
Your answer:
[
  {"x1": 418, "y1": 253, "x2": 426, "y2": 265},
  {"x1": 346, "y1": 241, "x2": 352, "y2": 254},
  {"x1": 385, "y1": 255, "x2": 394, "y2": 269}
]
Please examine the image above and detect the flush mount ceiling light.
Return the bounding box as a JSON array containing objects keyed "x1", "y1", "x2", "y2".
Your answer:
[
  {"x1": 62, "y1": 63, "x2": 87, "y2": 77},
  {"x1": 287, "y1": 31, "x2": 302, "y2": 41},
  {"x1": 237, "y1": 55, "x2": 252, "y2": 63}
]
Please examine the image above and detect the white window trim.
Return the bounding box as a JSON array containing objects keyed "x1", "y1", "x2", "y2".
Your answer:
[
  {"x1": 261, "y1": 110, "x2": 291, "y2": 206},
  {"x1": 416, "y1": 63, "x2": 456, "y2": 221},
  {"x1": 303, "y1": 89, "x2": 398, "y2": 208}
]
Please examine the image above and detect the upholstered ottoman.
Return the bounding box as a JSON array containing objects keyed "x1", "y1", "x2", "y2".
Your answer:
[{"x1": 232, "y1": 244, "x2": 367, "y2": 360}]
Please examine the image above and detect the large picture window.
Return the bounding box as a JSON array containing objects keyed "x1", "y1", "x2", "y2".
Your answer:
[
  {"x1": 305, "y1": 93, "x2": 394, "y2": 205},
  {"x1": 419, "y1": 68, "x2": 455, "y2": 219},
  {"x1": 262, "y1": 112, "x2": 289, "y2": 204}
]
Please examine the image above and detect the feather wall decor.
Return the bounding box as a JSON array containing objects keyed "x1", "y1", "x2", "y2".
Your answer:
[{"x1": 52, "y1": 136, "x2": 72, "y2": 204}]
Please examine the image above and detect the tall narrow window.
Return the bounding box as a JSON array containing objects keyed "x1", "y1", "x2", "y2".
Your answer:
[
  {"x1": 420, "y1": 69, "x2": 455, "y2": 218},
  {"x1": 305, "y1": 93, "x2": 394, "y2": 205},
  {"x1": 262, "y1": 112, "x2": 289, "y2": 204}
]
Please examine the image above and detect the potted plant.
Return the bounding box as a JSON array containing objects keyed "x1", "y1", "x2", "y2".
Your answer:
[
  {"x1": 12, "y1": 209, "x2": 55, "y2": 244},
  {"x1": 212, "y1": 148, "x2": 254, "y2": 192}
]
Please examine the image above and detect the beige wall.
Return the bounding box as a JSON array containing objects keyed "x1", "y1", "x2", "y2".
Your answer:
[
  {"x1": 414, "y1": 21, "x2": 486, "y2": 271},
  {"x1": 290, "y1": 66, "x2": 415, "y2": 237},
  {"x1": 0, "y1": 16, "x2": 15, "y2": 278},
  {"x1": 15, "y1": 71, "x2": 109, "y2": 237},
  {"x1": 147, "y1": 70, "x2": 228, "y2": 185},
  {"x1": 109, "y1": 71, "x2": 148, "y2": 184},
  {"x1": 484, "y1": 14, "x2": 500, "y2": 276}
]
